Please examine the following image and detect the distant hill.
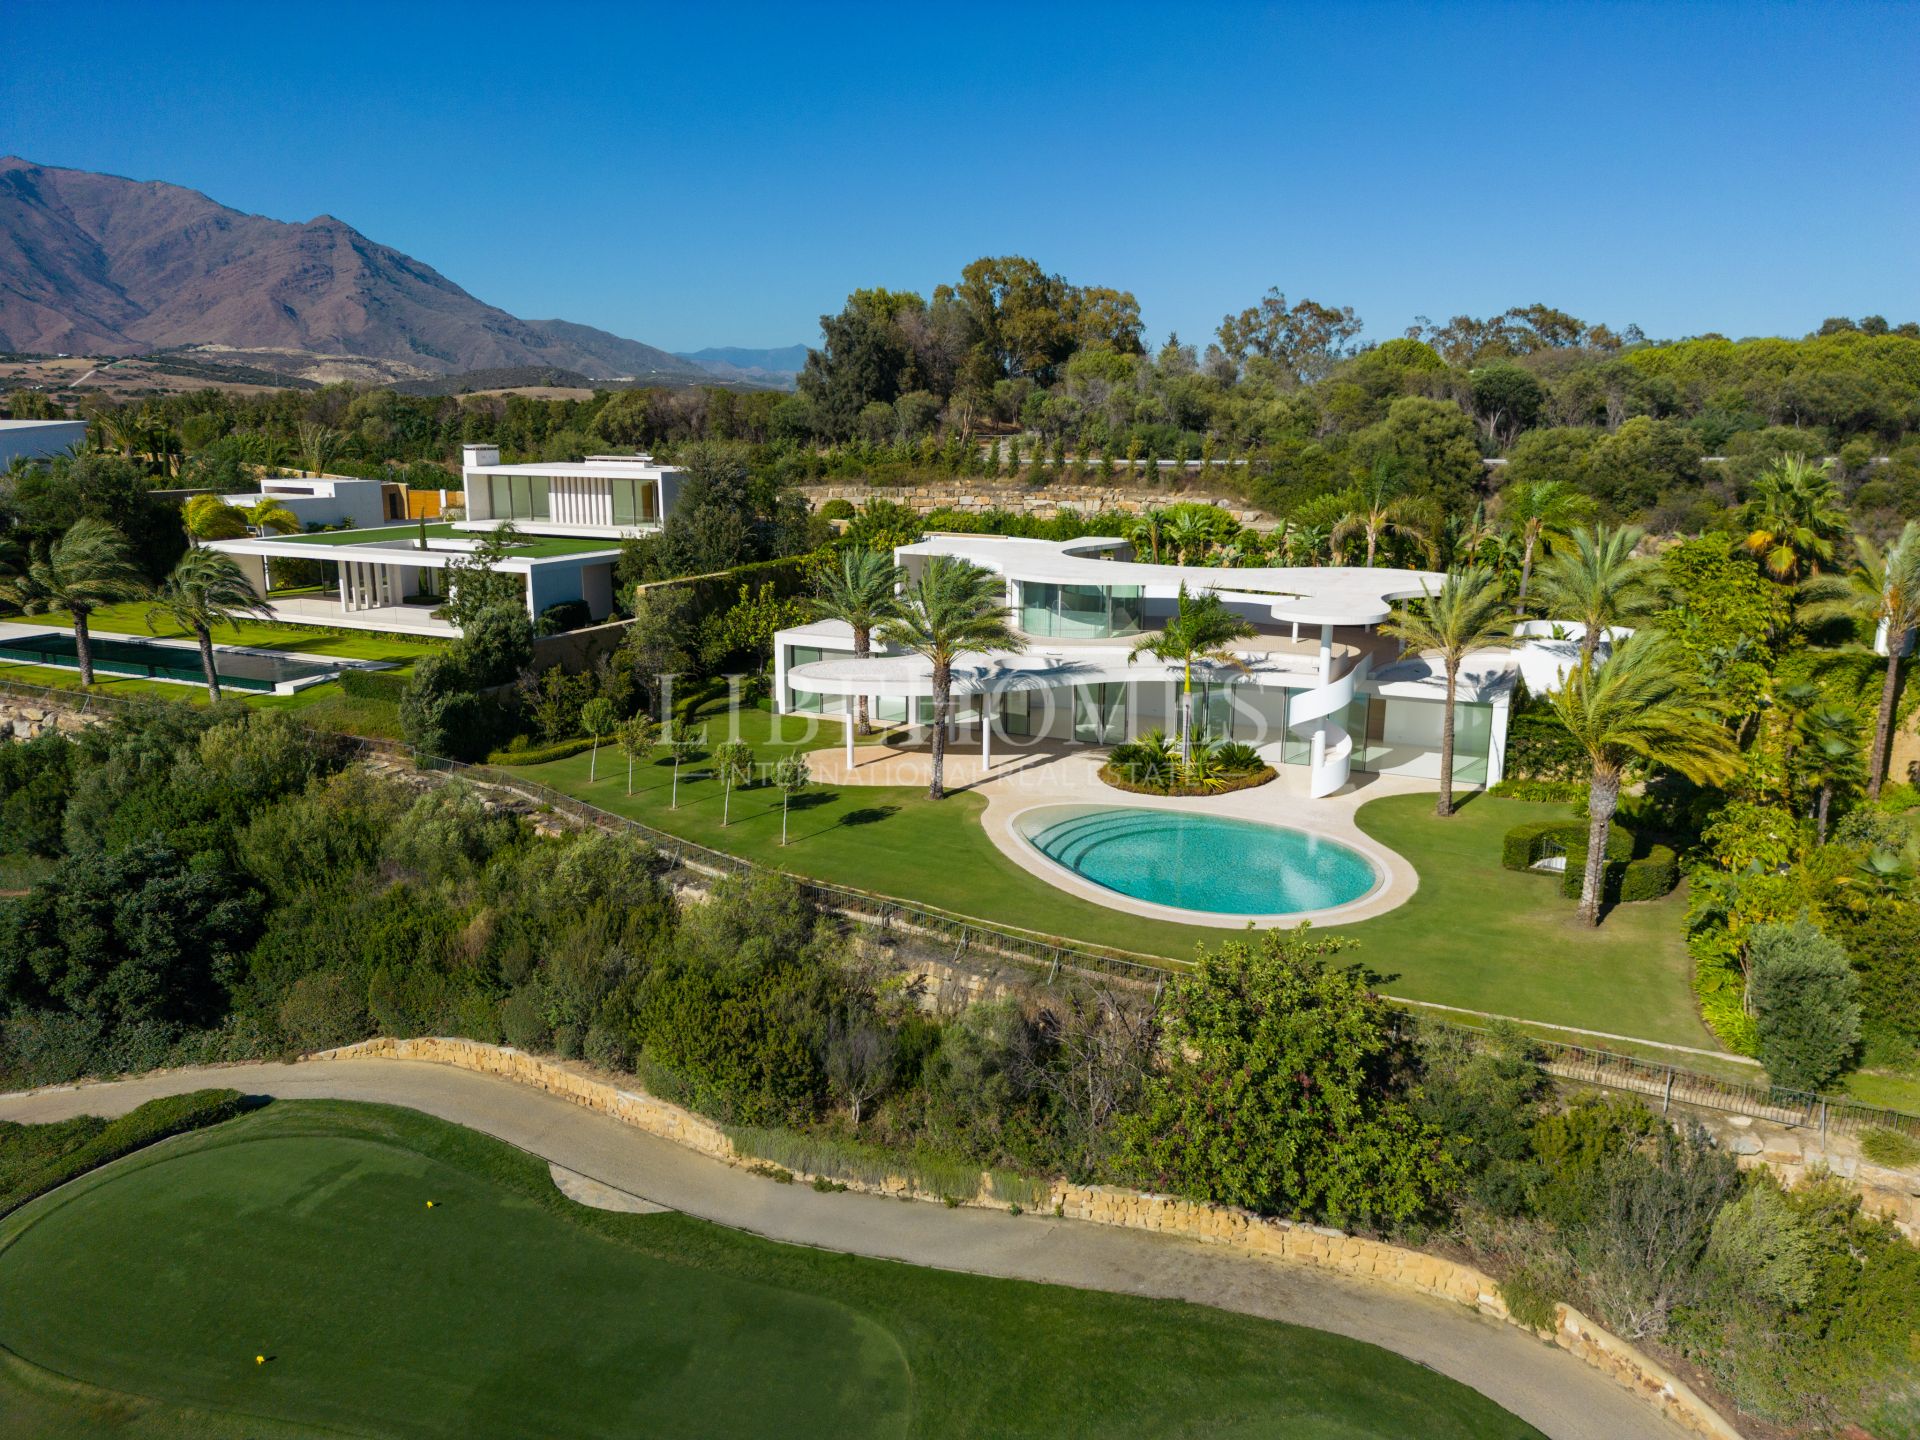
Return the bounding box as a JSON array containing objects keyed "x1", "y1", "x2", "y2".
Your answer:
[
  {"x1": 676, "y1": 344, "x2": 808, "y2": 388},
  {"x1": 0, "y1": 156, "x2": 712, "y2": 383}
]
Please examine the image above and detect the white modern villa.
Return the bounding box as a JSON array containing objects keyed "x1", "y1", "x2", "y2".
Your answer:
[
  {"x1": 204, "y1": 447, "x2": 684, "y2": 635},
  {"x1": 775, "y1": 534, "x2": 1533, "y2": 799}
]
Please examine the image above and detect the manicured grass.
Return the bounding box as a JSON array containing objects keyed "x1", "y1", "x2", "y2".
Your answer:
[
  {"x1": 1324, "y1": 795, "x2": 1720, "y2": 1050},
  {"x1": 0, "y1": 1101, "x2": 1539, "y2": 1440},
  {"x1": 32, "y1": 601, "x2": 444, "y2": 666},
  {"x1": 513, "y1": 712, "x2": 1719, "y2": 1048}
]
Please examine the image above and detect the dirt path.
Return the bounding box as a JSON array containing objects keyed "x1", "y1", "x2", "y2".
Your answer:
[{"x1": 1, "y1": 1058, "x2": 1679, "y2": 1440}]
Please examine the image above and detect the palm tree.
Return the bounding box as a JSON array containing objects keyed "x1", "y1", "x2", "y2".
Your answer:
[
  {"x1": 0, "y1": 519, "x2": 147, "y2": 687},
  {"x1": 1500, "y1": 479, "x2": 1595, "y2": 615},
  {"x1": 1381, "y1": 567, "x2": 1514, "y2": 817},
  {"x1": 1797, "y1": 706, "x2": 1861, "y2": 842},
  {"x1": 1742, "y1": 454, "x2": 1848, "y2": 582},
  {"x1": 1531, "y1": 524, "x2": 1658, "y2": 674},
  {"x1": 811, "y1": 548, "x2": 901, "y2": 735},
  {"x1": 1332, "y1": 482, "x2": 1429, "y2": 568},
  {"x1": 246, "y1": 499, "x2": 301, "y2": 536},
  {"x1": 877, "y1": 558, "x2": 1024, "y2": 800},
  {"x1": 147, "y1": 548, "x2": 273, "y2": 701},
  {"x1": 1550, "y1": 632, "x2": 1738, "y2": 926},
  {"x1": 1127, "y1": 584, "x2": 1257, "y2": 764},
  {"x1": 182, "y1": 494, "x2": 253, "y2": 543},
  {"x1": 294, "y1": 422, "x2": 342, "y2": 478},
  {"x1": 1122, "y1": 508, "x2": 1171, "y2": 563},
  {"x1": 1163, "y1": 505, "x2": 1226, "y2": 566},
  {"x1": 1798, "y1": 521, "x2": 1920, "y2": 798}
]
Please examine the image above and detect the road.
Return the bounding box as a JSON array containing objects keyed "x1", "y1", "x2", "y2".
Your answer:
[{"x1": 1, "y1": 1057, "x2": 1681, "y2": 1440}]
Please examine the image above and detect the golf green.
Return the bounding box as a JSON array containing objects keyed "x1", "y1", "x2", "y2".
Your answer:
[{"x1": 0, "y1": 1102, "x2": 1543, "y2": 1439}]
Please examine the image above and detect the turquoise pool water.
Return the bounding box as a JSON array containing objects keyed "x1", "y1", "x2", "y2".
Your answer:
[{"x1": 1019, "y1": 806, "x2": 1380, "y2": 916}]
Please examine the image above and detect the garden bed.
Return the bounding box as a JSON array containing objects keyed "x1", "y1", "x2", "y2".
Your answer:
[{"x1": 1097, "y1": 762, "x2": 1277, "y2": 797}]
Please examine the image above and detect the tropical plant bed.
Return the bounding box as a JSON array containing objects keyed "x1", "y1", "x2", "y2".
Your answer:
[{"x1": 1098, "y1": 762, "x2": 1276, "y2": 797}]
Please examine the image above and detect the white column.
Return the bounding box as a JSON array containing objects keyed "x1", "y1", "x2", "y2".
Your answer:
[
  {"x1": 1318, "y1": 624, "x2": 1333, "y2": 684},
  {"x1": 982, "y1": 700, "x2": 992, "y2": 769},
  {"x1": 845, "y1": 712, "x2": 855, "y2": 770}
]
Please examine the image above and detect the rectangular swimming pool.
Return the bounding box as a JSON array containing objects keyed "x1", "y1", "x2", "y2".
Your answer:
[{"x1": 0, "y1": 632, "x2": 345, "y2": 691}]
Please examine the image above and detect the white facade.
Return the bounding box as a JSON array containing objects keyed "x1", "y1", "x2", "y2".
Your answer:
[
  {"x1": 220, "y1": 475, "x2": 403, "y2": 531},
  {"x1": 458, "y1": 445, "x2": 685, "y2": 540},
  {"x1": 775, "y1": 535, "x2": 1539, "y2": 799},
  {"x1": 0, "y1": 419, "x2": 88, "y2": 466}
]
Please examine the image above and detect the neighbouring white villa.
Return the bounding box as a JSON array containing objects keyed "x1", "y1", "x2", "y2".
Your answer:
[
  {"x1": 775, "y1": 533, "x2": 1552, "y2": 800},
  {"x1": 219, "y1": 475, "x2": 406, "y2": 530},
  {"x1": 0, "y1": 418, "x2": 89, "y2": 466},
  {"x1": 202, "y1": 448, "x2": 686, "y2": 635}
]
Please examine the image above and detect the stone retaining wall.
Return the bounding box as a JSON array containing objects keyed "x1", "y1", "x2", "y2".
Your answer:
[
  {"x1": 311, "y1": 1035, "x2": 1742, "y2": 1439},
  {"x1": 799, "y1": 481, "x2": 1271, "y2": 528},
  {"x1": 0, "y1": 695, "x2": 104, "y2": 740}
]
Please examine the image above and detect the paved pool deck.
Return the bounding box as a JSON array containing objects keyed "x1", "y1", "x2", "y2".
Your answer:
[{"x1": 805, "y1": 737, "x2": 1430, "y2": 928}]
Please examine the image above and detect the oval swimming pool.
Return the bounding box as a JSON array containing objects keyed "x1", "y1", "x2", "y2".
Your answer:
[{"x1": 1017, "y1": 805, "x2": 1381, "y2": 916}]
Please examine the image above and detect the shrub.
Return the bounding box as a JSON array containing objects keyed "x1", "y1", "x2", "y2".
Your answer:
[
  {"x1": 1498, "y1": 1262, "x2": 1564, "y2": 1334},
  {"x1": 818, "y1": 497, "x2": 856, "y2": 520},
  {"x1": 1488, "y1": 778, "x2": 1586, "y2": 804},
  {"x1": 1858, "y1": 1126, "x2": 1920, "y2": 1169},
  {"x1": 0, "y1": 1088, "x2": 245, "y2": 1218},
  {"x1": 277, "y1": 970, "x2": 371, "y2": 1052},
  {"x1": 338, "y1": 668, "x2": 410, "y2": 703},
  {"x1": 1501, "y1": 818, "x2": 1629, "y2": 878},
  {"x1": 485, "y1": 735, "x2": 597, "y2": 766},
  {"x1": 1749, "y1": 920, "x2": 1862, "y2": 1091},
  {"x1": 1618, "y1": 845, "x2": 1679, "y2": 902},
  {"x1": 535, "y1": 599, "x2": 592, "y2": 636},
  {"x1": 1557, "y1": 823, "x2": 1635, "y2": 898}
]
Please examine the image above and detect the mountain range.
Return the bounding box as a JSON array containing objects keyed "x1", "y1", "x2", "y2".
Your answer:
[{"x1": 0, "y1": 157, "x2": 804, "y2": 387}]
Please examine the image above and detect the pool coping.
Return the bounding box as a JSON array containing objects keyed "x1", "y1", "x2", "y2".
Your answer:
[
  {"x1": 1008, "y1": 800, "x2": 1394, "y2": 929},
  {"x1": 0, "y1": 623, "x2": 396, "y2": 696}
]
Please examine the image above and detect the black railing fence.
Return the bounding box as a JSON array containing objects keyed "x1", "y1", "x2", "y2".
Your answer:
[{"x1": 5, "y1": 675, "x2": 1913, "y2": 1140}]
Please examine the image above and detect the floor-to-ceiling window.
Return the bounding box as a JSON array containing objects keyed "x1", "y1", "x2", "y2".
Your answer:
[
  {"x1": 1072, "y1": 683, "x2": 1126, "y2": 743},
  {"x1": 1017, "y1": 583, "x2": 1145, "y2": 639}
]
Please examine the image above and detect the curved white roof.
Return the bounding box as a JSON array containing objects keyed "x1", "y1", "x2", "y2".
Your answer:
[
  {"x1": 787, "y1": 648, "x2": 1322, "y2": 699},
  {"x1": 898, "y1": 535, "x2": 1443, "y2": 627}
]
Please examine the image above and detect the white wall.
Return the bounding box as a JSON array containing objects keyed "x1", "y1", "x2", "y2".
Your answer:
[{"x1": 0, "y1": 420, "x2": 87, "y2": 466}]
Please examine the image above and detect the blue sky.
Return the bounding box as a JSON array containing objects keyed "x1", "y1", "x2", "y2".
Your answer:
[{"x1": 5, "y1": 1, "x2": 1917, "y2": 354}]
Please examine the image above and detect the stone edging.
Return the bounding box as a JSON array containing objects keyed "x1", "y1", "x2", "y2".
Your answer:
[{"x1": 311, "y1": 1036, "x2": 1741, "y2": 1440}]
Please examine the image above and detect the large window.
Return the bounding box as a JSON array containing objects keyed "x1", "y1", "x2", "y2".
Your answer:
[
  {"x1": 486, "y1": 474, "x2": 551, "y2": 523},
  {"x1": 786, "y1": 645, "x2": 825, "y2": 713},
  {"x1": 1018, "y1": 582, "x2": 1145, "y2": 639}
]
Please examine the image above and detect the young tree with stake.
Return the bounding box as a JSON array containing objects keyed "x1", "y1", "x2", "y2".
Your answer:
[{"x1": 773, "y1": 753, "x2": 810, "y2": 846}]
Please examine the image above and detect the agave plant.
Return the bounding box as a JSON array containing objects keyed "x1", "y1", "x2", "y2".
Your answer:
[
  {"x1": 1108, "y1": 729, "x2": 1178, "y2": 789},
  {"x1": 1208, "y1": 740, "x2": 1264, "y2": 773}
]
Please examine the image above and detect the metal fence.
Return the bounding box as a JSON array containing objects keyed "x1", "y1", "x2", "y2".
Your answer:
[{"x1": 5, "y1": 674, "x2": 1914, "y2": 1138}]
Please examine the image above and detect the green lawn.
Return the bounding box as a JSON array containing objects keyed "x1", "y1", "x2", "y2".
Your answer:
[
  {"x1": 0, "y1": 1101, "x2": 1539, "y2": 1440},
  {"x1": 31, "y1": 600, "x2": 444, "y2": 666},
  {"x1": 508, "y1": 709, "x2": 1719, "y2": 1049}
]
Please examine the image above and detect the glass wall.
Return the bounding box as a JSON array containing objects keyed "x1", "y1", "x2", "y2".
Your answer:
[
  {"x1": 1072, "y1": 683, "x2": 1126, "y2": 742},
  {"x1": 1018, "y1": 582, "x2": 1144, "y2": 639},
  {"x1": 786, "y1": 645, "x2": 825, "y2": 713},
  {"x1": 486, "y1": 474, "x2": 551, "y2": 523},
  {"x1": 610, "y1": 477, "x2": 655, "y2": 526}
]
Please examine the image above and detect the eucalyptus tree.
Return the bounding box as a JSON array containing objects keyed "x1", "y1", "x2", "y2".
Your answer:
[
  {"x1": 1128, "y1": 585, "x2": 1257, "y2": 764},
  {"x1": 1381, "y1": 567, "x2": 1514, "y2": 817},
  {"x1": 878, "y1": 558, "x2": 1024, "y2": 800},
  {"x1": 810, "y1": 548, "x2": 901, "y2": 735},
  {"x1": 1550, "y1": 633, "x2": 1738, "y2": 926},
  {"x1": 0, "y1": 519, "x2": 147, "y2": 687}
]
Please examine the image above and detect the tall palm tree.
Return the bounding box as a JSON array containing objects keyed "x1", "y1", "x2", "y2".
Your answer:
[
  {"x1": 1500, "y1": 478, "x2": 1595, "y2": 615},
  {"x1": 1127, "y1": 584, "x2": 1257, "y2": 763},
  {"x1": 1742, "y1": 454, "x2": 1849, "y2": 582},
  {"x1": 294, "y1": 422, "x2": 342, "y2": 478},
  {"x1": 877, "y1": 558, "x2": 1024, "y2": 800},
  {"x1": 147, "y1": 548, "x2": 273, "y2": 702},
  {"x1": 1531, "y1": 524, "x2": 1658, "y2": 674},
  {"x1": 1799, "y1": 521, "x2": 1920, "y2": 798},
  {"x1": 0, "y1": 519, "x2": 147, "y2": 687},
  {"x1": 1550, "y1": 632, "x2": 1738, "y2": 926},
  {"x1": 1332, "y1": 482, "x2": 1429, "y2": 568},
  {"x1": 811, "y1": 548, "x2": 902, "y2": 735},
  {"x1": 1381, "y1": 567, "x2": 1514, "y2": 817}
]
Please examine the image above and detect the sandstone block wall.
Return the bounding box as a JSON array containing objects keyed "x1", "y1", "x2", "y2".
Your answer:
[
  {"x1": 800, "y1": 481, "x2": 1271, "y2": 528},
  {"x1": 312, "y1": 1036, "x2": 1743, "y2": 1438}
]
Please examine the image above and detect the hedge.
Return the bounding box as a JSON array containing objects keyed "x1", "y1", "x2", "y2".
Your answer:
[
  {"x1": 1487, "y1": 778, "x2": 1587, "y2": 804},
  {"x1": 487, "y1": 735, "x2": 600, "y2": 766},
  {"x1": 0, "y1": 1088, "x2": 245, "y2": 1219},
  {"x1": 339, "y1": 669, "x2": 410, "y2": 703},
  {"x1": 1619, "y1": 845, "x2": 1680, "y2": 902},
  {"x1": 1500, "y1": 818, "x2": 1627, "y2": 872}
]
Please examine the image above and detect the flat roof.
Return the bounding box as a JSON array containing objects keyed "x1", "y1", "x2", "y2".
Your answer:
[
  {"x1": 898, "y1": 535, "x2": 1445, "y2": 627},
  {"x1": 464, "y1": 459, "x2": 677, "y2": 479},
  {"x1": 206, "y1": 522, "x2": 620, "y2": 567}
]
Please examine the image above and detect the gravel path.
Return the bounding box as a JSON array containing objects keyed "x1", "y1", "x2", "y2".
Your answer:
[{"x1": 1, "y1": 1058, "x2": 1677, "y2": 1440}]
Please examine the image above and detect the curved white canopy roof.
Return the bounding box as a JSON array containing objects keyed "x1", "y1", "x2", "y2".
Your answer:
[
  {"x1": 898, "y1": 535, "x2": 1443, "y2": 628},
  {"x1": 786, "y1": 648, "x2": 1321, "y2": 699}
]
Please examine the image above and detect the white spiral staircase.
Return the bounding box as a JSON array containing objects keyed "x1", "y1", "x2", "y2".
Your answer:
[{"x1": 1286, "y1": 655, "x2": 1369, "y2": 797}]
